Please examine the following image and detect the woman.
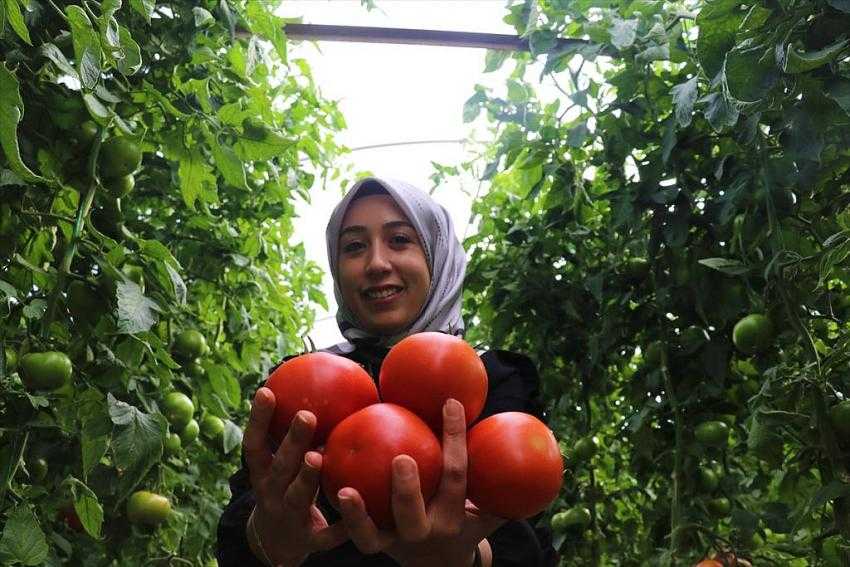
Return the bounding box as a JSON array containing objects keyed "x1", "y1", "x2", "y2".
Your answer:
[{"x1": 217, "y1": 177, "x2": 558, "y2": 567}]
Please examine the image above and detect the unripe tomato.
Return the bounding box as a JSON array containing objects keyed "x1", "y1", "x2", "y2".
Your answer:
[
  {"x1": 162, "y1": 392, "x2": 194, "y2": 429},
  {"x1": 121, "y1": 264, "x2": 145, "y2": 292},
  {"x1": 467, "y1": 412, "x2": 564, "y2": 520},
  {"x1": 732, "y1": 314, "x2": 774, "y2": 355},
  {"x1": 184, "y1": 361, "x2": 205, "y2": 379},
  {"x1": 20, "y1": 351, "x2": 73, "y2": 391},
  {"x1": 698, "y1": 467, "x2": 720, "y2": 493},
  {"x1": 180, "y1": 419, "x2": 200, "y2": 444},
  {"x1": 126, "y1": 491, "x2": 171, "y2": 525},
  {"x1": 172, "y1": 330, "x2": 207, "y2": 361},
  {"x1": 829, "y1": 400, "x2": 850, "y2": 437},
  {"x1": 99, "y1": 137, "x2": 142, "y2": 179},
  {"x1": 28, "y1": 457, "x2": 48, "y2": 482},
  {"x1": 201, "y1": 414, "x2": 225, "y2": 441},
  {"x1": 695, "y1": 421, "x2": 730, "y2": 448},
  {"x1": 78, "y1": 120, "x2": 98, "y2": 144},
  {"x1": 264, "y1": 352, "x2": 379, "y2": 445},
  {"x1": 104, "y1": 174, "x2": 135, "y2": 198},
  {"x1": 571, "y1": 436, "x2": 598, "y2": 463},
  {"x1": 165, "y1": 433, "x2": 182, "y2": 454},
  {"x1": 379, "y1": 332, "x2": 487, "y2": 432},
  {"x1": 321, "y1": 403, "x2": 442, "y2": 529},
  {"x1": 707, "y1": 496, "x2": 731, "y2": 517}
]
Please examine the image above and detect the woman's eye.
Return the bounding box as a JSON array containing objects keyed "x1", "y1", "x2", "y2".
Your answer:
[
  {"x1": 391, "y1": 235, "x2": 412, "y2": 245},
  {"x1": 342, "y1": 241, "x2": 364, "y2": 253}
]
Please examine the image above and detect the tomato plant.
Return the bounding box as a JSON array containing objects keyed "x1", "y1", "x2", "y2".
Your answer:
[
  {"x1": 19, "y1": 351, "x2": 72, "y2": 391},
  {"x1": 379, "y1": 332, "x2": 488, "y2": 431},
  {"x1": 162, "y1": 392, "x2": 195, "y2": 429},
  {"x1": 466, "y1": 412, "x2": 563, "y2": 520},
  {"x1": 126, "y1": 491, "x2": 172, "y2": 526},
  {"x1": 264, "y1": 351, "x2": 379, "y2": 445},
  {"x1": 321, "y1": 403, "x2": 442, "y2": 529}
]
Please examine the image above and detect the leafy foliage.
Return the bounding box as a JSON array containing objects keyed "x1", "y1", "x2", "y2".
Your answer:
[
  {"x1": 0, "y1": 1, "x2": 344, "y2": 564},
  {"x1": 455, "y1": 0, "x2": 850, "y2": 564}
]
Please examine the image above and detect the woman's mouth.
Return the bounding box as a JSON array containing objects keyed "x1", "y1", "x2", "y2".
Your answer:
[{"x1": 363, "y1": 286, "x2": 404, "y2": 304}]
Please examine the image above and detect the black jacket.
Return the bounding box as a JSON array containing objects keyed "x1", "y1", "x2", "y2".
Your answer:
[{"x1": 217, "y1": 343, "x2": 559, "y2": 567}]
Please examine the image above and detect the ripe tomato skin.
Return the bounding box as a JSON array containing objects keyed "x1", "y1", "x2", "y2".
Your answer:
[
  {"x1": 264, "y1": 352, "x2": 379, "y2": 445},
  {"x1": 379, "y1": 332, "x2": 487, "y2": 432},
  {"x1": 695, "y1": 561, "x2": 724, "y2": 567},
  {"x1": 321, "y1": 403, "x2": 442, "y2": 529},
  {"x1": 467, "y1": 412, "x2": 563, "y2": 520}
]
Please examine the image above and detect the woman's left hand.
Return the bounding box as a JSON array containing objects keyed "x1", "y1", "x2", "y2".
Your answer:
[{"x1": 336, "y1": 398, "x2": 505, "y2": 567}]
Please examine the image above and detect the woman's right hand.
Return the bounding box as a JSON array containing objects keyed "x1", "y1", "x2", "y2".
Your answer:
[{"x1": 243, "y1": 387, "x2": 348, "y2": 567}]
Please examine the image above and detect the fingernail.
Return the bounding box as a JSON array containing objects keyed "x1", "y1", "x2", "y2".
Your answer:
[
  {"x1": 444, "y1": 398, "x2": 462, "y2": 418},
  {"x1": 337, "y1": 488, "x2": 353, "y2": 503},
  {"x1": 304, "y1": 451, "x2": 320, "y2": 469},
  {"x1": 395, "y1": 457, "x2": 415, "y2": 479}
]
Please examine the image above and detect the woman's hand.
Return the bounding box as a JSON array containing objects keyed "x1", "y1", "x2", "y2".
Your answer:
[
  {"x1": 243, "y1": 387, "x2": 348, "y2": 567},
  {"x1": 336, "y1": 398, "x2": 505, "y2": 567}
]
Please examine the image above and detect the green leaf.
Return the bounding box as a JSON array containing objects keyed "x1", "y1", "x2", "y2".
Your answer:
[
  {"x1": 782, "y1": 39, "x2": 850, "y2": 74},
  {"x1": 108, "y1": 393, "x2": 166, "y2": 503},
  {"x1": 66, "y1": 5, "x2": 102, "y2": 87},
  {"x1": 724, "y1": 41, "x2": 778, "y2": 103},
  {"x1": 209, "y1": 137, "x2": 247, "y2": 189},
  {"x1": 116, "y1": 26, "x2": 142, "y2": 76},
  {"x1": 696, "y1": 0, "x2": 744, "y2": 79},
  {"x1": 247, "y1": 2, "x2": 287, "y2": 62},
  {"x1": 463, "y1": 88, "x2": 487, "y2": 123},
  {"x1": 80, "y1": 47, "x2": 101, "y2": 90},
  {"x1": 609, "y1": 18, "x2": 638, "y2": 50},
  {"x1": 71, "y1": 479, "x2": 104, "y2": 538},
  {"x1": 4, "y1": 0, "x2": 31, "y2": 45},
  {"x1": 0, "y1": 507, "x2": 47, "y2": 566},
  {"x1": 223, "y1": 420, "x2": 242, "y2": 454},
  {"x1": 40, "y1": 43, "x2": 79, "y2": 77},
  {"x1": 661, "y1": 117, "x2": 676, "y2": 164},
  {"x1": 206, "y1": 364, "x2": 241, "y2": 408},
  {"x1": 702, "y1": 91, "x2": 739, "y2": 130},
  {"x1": 129, "y1": 0, "x2": 155, "y2": 22},
  {"x1": 827, "y1": 78, "x2": 850, "y2": 115},
  {"x1": 233, "y1": 131, "x2": 292, "y2": 162},
  {"x1": 116, "y1": 281, "x2": 159, "y2": 334},
  {"x1": 83, "y1": 92, "x2": 111, "y2": 123},
  {"x1": 827, "y1": 0, "x2": 850, "y2": 12},
  {"x1": 484, "y1": 49, "x2": 510, "y2": 72},
  {"x1": 178, "y1": 148, "x2": 219, "y2": 208},
  {"x1": 193, "y1": 6, "x2": 215, "y2": 27},
  {"x1": 0, "y1": 64, "x2": 44, "y2": 183},
  {"x1": 671, "y1": 77, "x2": 698, "y2": 127},
  {"x1": 698, "y1": 257, "x2": 749, "y2": 275}
]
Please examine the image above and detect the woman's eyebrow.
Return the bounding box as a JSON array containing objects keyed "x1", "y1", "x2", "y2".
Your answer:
[{"x1": 339, "y1": 220, "x2": 414, "y2": 238}]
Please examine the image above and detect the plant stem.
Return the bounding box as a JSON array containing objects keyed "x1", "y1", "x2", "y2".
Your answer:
[{"x1": 660, "y1": 346, "x2": 685, "y2": 556}]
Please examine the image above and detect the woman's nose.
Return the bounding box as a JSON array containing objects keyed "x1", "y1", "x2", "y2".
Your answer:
[{"x1": 365, "y1": 243, "x2": 391, "y2": 275}]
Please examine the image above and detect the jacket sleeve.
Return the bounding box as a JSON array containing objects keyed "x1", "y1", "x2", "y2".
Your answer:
[{"x1": 478, "y1": 350, "x2": 559, "y2": 567}]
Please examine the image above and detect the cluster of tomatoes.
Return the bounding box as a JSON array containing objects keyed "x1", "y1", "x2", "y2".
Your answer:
[{"x1": 264, "y1": 332, "x2": 564, "y2": 528}]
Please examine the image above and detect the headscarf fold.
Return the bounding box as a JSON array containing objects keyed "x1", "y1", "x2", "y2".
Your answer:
[{"x1": 325, "y1": 177, "x2": 467, "y2": 349}]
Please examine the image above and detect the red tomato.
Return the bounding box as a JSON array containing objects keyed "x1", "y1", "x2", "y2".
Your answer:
[
  {"x1": 379, "y1": 332, "x2": 487, "y2": 432},
  {"x1": 264, "y1": 352, "x2": 379, "y2": 445},
  {"x1": 467, "y1": 412, "x2": 563, "y2": 520},
  {"x1": 321, "y1": 403, "x2": 442, "y2": 529},
  {"x1": 695, "y1": 561, "x2": 724, "y2": 567}
]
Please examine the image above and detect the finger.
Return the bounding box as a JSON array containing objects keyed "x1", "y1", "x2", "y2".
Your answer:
[
  {"x1": 434, "y1": 399, "x2": 468, "y2": 510},
  {"x1": 312, "y1": 521, "x2": 350, "y2": 552},
  {"x1": 281, "y1": 451, "x2": 323, "y2": 517},
  {"x1": 267, "y1": 411, "x2": 317, "y2": 495},
  {"x1": 243, "y1": 388, "x2": 276, "y2": 483},
  {"x1": 390, "y1": 455, "x2": 429, "y2": 542},
  {"x1": 337, "y1": 488, "x2": 390, "y2": 555}
]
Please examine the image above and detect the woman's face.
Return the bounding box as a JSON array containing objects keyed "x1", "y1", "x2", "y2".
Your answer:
[{"x1": 337, "y1": 194, "x2": 431, "y2": 336}]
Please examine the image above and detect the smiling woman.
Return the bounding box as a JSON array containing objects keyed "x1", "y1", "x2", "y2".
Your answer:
[{"x1": 217, "y1": 177, "x2": 558, "y2": 567}]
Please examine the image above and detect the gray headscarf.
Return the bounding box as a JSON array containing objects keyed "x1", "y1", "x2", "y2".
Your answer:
[{"x1": 325, "y1": 177, "x2": 467, "y2": 349}]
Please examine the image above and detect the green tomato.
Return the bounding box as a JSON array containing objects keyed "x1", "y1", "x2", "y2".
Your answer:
[
  {"x1": 20, "y1": 351, "x2": 73, "y2": 391},
  {"x1": 126, "y1": 491, "x2": 171, "y2": 526},
  {"x1": 571, "y1": 436, "x2": 598, "y2": 463},
  {"x1": 698, "y1": 467, "x2": 720, "y2": 493},
  {"x1": 694, "y1": 421, "x2": 730, "y2": 448},
  {"x1": 172, "y1": 330, "x2": 207, "y2": 361},
  {"x1": 99, "y1": 137, "x2": 142, "y2": 179},
  {"x1": 732, "y1": 314, "x2": 774, "y2": 355},
  {"x1": 184, "y1": 361, "x2": 206, "y2": 379},
  {"x1": 706, "y1": 496, "x2": 731, "y2": 518},
  {"x1": 162, "y1": 392, "x2": 194, "y2": 429},
  {"x1": 78, "y1": 120, "x2": 99, "y2": 145},
  {"x1": 121, "y1": 264, "x2": 145, "y2": 292},
  {"x1": 180, "y1": 419, "x2": 200, "y2": 444},
  {"x1": 201, "y1": 414, "x2": 225, "y2": 441},
  {"x1": 165, "y1": 433, "x2": 182, "y2": 455},
  {"x1": 104, "y1": 174, "x2": 135, "y2": 198}
]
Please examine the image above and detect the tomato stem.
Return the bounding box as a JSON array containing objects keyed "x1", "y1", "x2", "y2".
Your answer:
[{"x1": 660, "y1": 345, "x2": 685, "y2": 556}]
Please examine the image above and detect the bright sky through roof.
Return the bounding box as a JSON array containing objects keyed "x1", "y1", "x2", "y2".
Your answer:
[{"x1": 276, "y1": 1, "x2": 553, "y2": 348}]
